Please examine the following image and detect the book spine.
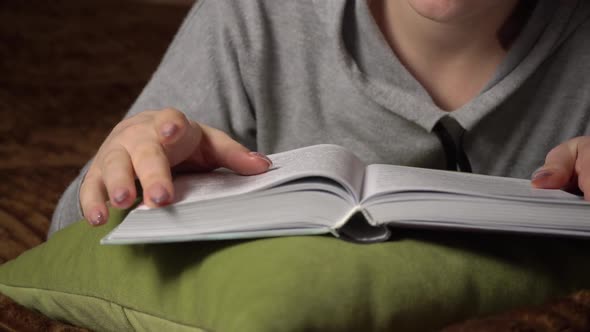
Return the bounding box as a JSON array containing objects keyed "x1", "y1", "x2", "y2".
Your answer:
[
  {"x1": 329, "y1": 205, "x2": 362, "y2": 238},
  {"x1": 330, "y1": 206, "x2": 391, "y2": 243},
  {"x1": 360, "y1": 208, "x2": 377, "y2": 226},
  {"x1": 331, "y1": 205, "x2": 362, "y2": 230}
]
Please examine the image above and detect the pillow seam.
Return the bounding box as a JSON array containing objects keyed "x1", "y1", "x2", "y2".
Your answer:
[{"x1": 0, "y1": 285, "x2": 212, "y2": 332}]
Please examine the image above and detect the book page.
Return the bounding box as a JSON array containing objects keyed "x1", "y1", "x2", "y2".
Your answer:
[
  {"x1": 362, "y1": 164, "x2": 584, "y2": 203},
  {"x1": 137, "y1": 144, "x2": 365, "y2": 210},
  {"x1": 103, "y1": 183, "x2": 352, "y2": 245}
]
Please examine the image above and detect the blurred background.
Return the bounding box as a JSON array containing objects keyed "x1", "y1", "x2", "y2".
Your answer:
[
  {"x1": 0, "y1": 0, "x2": 193, "y2": 262},
  {"x1": 0, "y1": 1, "x2": 196, "y2": 326}
]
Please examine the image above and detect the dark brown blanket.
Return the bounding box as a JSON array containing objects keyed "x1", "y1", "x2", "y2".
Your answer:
[
  {"x1": 0, "y1": 0, "x2": 190, "y2": 330},
  {"x1": 0, "y1": 0, "x2": 190, "y2": 255},
  {"x1": 1, "y1": 1, "x2": 588, "y2": 331}
]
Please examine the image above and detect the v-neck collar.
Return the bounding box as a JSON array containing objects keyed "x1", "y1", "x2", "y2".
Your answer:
[{"x1": 312, "y1": 0, "x2": 582, "y2": 131}]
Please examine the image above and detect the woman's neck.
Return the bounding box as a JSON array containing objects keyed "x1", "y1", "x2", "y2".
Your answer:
[{"x1": 369, "y1": 0, "x2": 520, "y2": 111}]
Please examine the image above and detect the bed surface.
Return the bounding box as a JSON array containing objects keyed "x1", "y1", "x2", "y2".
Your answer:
[{"x1": 1, "y1": 1, "x2": 589, "y2": 331}]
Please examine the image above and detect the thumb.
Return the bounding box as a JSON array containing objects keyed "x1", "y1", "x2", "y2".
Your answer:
[
  {"x1": 186, "y1": 122, "x2": 272, "y2": 176},
  {"x1": 531, "y1": 139, "x2": 578, "y2": 189}
]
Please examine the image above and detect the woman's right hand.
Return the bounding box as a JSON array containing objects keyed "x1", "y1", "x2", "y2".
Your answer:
[{"x1": 80, "y1": 108, "x2": 272, "y2": 226}]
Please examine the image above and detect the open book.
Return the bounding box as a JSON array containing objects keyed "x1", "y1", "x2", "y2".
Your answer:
[{"x1": 101, "y1": 144, "x2": 590, "y2": 244}]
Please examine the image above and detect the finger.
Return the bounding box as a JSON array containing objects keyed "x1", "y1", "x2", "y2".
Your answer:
[
  {"x1": 575, "y1": 140, "x2": 590, "y2": 200},
  {"x1": 151, "y1": 109, "x2": 271, "y2": 175},
  {"x1": 100, "y1": 144, "x2": 137, "y2": 209},
  {"x1": 153, "y1": 108, "x2": 202, "y2": 167},
  {"x1": 129, "y1": 142, "x2": 174, "y2": 207},
  {"x1": 79, "y1": 167, "x2": 110, "y2": 226},
  {"x1": 531, "y1": 139, "x2": 578, "y2": 189},
  {"x1": 196, "y1": 123, "x2": 272, "y2": 175}
]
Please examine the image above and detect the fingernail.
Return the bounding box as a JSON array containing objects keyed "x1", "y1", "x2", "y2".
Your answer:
[
  {"x1": 249, "y1": 152, "x2": 273, "y2": 167},
  {"x1": 113, "y1": 188, "x2": 129, "y2": 204},
  {"x1": 149, "y1": 184, "x2": 170, "y2": 205},
  {"x1": 531, "y1": 168, "x2": 553, "y2": 181},
  {"x1": 161, "y1": 123, "x2": 178, "y2": 137},
  {"x1": 89, "y1": 210, "x2": 105, "y2": 226}
]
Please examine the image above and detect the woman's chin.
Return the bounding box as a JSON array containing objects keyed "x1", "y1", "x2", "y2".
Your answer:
[{"x1": 405, "y1": 0, "x2": 496, "y2": 23}]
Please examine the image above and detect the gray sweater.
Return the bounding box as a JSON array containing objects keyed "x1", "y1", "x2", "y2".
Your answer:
[{"x1": 50, "y1": 0, "x2": 590, "y2": 235}]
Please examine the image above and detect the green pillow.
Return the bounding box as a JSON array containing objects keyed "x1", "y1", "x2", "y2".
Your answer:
[{"x1": 2, "y1": 208, "x2": 590, "y2": 332}]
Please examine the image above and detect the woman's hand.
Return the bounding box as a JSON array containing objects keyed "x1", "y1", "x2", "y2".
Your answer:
[
  {"x1": 80, "y1": 108, "x2": 272, "y2": 226},
  {"x1": 532, "y1": 136, "x2": 590, "y2": 200}
]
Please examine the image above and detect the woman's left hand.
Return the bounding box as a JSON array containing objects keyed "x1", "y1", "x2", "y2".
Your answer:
[{"x1": 532, "y1": 136, "x2": 590, "y2": 200}]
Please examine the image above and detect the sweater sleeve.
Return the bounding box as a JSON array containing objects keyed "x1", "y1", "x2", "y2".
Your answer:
[{"x1": 49, "y1": 0, "x2": 256, "y2": 236}]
